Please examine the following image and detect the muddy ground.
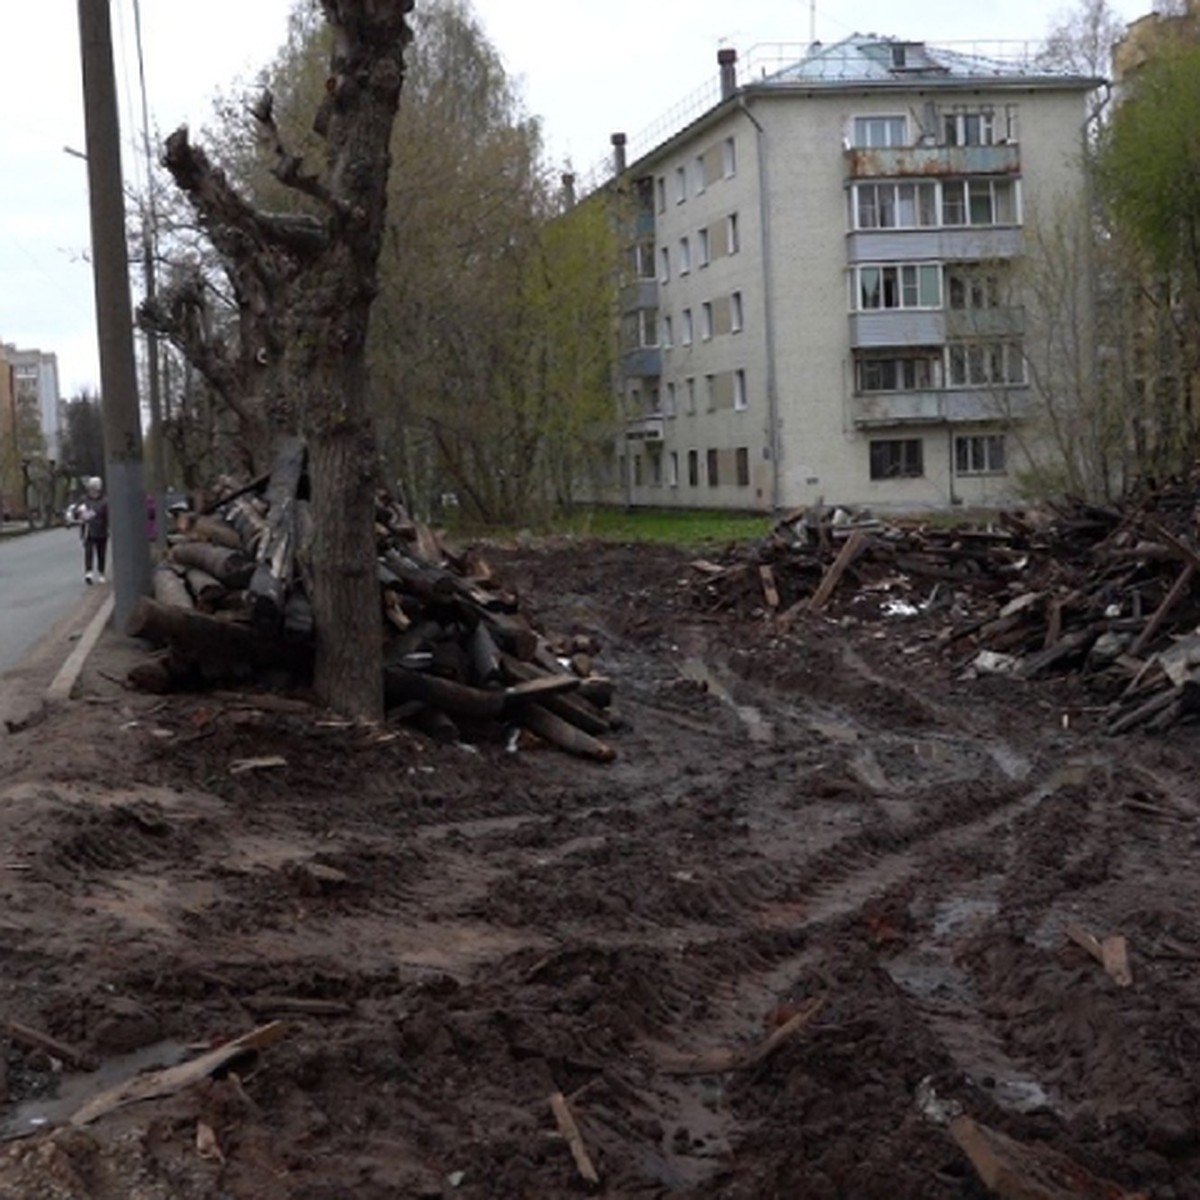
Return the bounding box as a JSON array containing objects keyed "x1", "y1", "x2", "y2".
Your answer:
[{"x1": 0, "y1": 539, "x2": 1197, "y2": 1198}]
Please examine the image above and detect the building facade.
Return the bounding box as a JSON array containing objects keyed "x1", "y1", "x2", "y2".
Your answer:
[
  {"x1": 4, "y1": 344, "x2": 62, "y2": 463},
  {"x1": 605, "y1": 35, "x2": 1100, "y2": 513}
]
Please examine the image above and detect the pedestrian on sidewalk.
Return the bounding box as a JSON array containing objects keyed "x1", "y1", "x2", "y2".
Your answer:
[{"x1": 75, "y1": 477, "x2": 109, "y2": 585}]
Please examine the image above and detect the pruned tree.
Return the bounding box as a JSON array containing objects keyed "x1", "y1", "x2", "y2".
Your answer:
[{"x1": 155, "y1": 0, "x2": 415, "y2": 720}]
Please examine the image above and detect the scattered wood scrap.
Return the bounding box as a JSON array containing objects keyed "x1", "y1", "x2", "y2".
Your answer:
[
  {"x1": 950, "y1": 1114, "x2": 1147, "y2": 1199},
  {"x1": 658, "y1": 995, "x2": 825, "y2": 1076},
  {"x1": 1065, "y1": 923, "x2": 1134, "y2": 987},
  {"x1": 71, "y1": 1021, "x2": 287, "y2": 1126},
  {"x1": 549, "y1": 1090, "x2": 600, "y2": 1187}
]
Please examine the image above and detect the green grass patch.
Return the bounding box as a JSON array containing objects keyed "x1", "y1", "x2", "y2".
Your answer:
[{"x1": 454, "y1": 506, "x2": 773, "y2": 550}]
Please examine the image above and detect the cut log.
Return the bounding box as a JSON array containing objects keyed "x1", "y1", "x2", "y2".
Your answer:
[
  {"x1": 184, "y1": 567, "x2": 225, "y2": 611},
  {"x1": 152, "y1": 563, "x2": 195, "y2": 609},
  {"x1": 171, "y1": 541, "x2": 255, "y2": 589},
  {"x1": 502, "y1": 656, "x2": 611, "y2": 734},
  {"x1": 520, "y1": 703, "x2": 615, "y2": 762},
  {"x1": 179, "y1": 513, "x2": 245, "y2": 551},
  {"x1": 384, "y1": 666, "x2": 504, "y2": 721},
  {"x1": 126, "y1": 596, "x2": 295, "y2": 673},
  {"x1": 759, "y1": 564, "x2": 780, "y2": 610}
]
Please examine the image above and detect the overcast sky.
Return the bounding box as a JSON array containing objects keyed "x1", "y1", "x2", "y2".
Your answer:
[{"x1": 0, "y1": 0, "x2": 1152, "y2": 400}]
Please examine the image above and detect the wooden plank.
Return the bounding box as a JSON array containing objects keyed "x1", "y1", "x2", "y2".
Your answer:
[
  {"x1": 809, "y1": 528, "x2": 867, "y2": 611},
  {"x1": 1129, "y1": 563, "x2": 1195, "y2": 658},
  {"x1": 659, "y1": 995, "x2": 824, "y2": 1076},
  {"x1": 549, "y1": 1091, "x2": 600, "y2": 1187},
  {"x1": 949, "y1": 1115, "x2": 1147, "y2": 1199},
  {"x1": 759, "y1": 564, "x2": 780, "y2": 610},
  {"x1": 4, "y1": 1019, "x2": 96, "y2": 1071},
  {"x1": 72, "y1": 1021, "x2": 287, "y2": 1126}
]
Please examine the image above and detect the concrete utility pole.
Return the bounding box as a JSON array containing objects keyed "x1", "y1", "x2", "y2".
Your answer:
[{"x1": 77, "y1": 0, "x2": 152, "y2": 629}]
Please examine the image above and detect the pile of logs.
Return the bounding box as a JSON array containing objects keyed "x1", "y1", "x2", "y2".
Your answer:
[
  {"x1": 125, "y1": 444, "x2": 618, "y2": 762},
  {"x1": 689, "y1": 479, "x2": 1200, "y2": 735}
]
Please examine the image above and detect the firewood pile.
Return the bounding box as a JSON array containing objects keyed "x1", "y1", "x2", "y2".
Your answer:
[
  {"x1": 689, "y1": 479, "x2": 1200, "y2": 734},
  {"x1": 125, "y1": 450, "x2": 618, "y2": 762}
]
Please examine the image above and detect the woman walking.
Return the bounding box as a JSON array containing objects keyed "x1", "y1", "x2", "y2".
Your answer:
[{"x1": 74, "y1": 476, "x2": 109, "y2": 584}]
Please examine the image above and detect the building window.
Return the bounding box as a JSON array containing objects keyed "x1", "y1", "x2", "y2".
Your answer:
[
  {"x1": 688, "y1": 449, "x2": 699, "y2": 486},
  {"x1": 668, "y1": 451, "x2": 680, "y2": 486},
  {"x1": 731, "y1": 291, "x2": 743, "y2": 333},
  {"x1": 701, "y1": 302, "x2": 714, "y2": 341},
  {"x1": 942, "y1": 105, "x2": 997, "y2": 147},
  {"x1": 665, "y1": 381, "x2": 677, "y2": 416},
  {"x1": 733, "y1": 369, "x2": 747, "y2": 411},
  {"x1": 705, "y1": 374, "x2": 717, "y2": 412},
  {"x1": 685, "y1": 377, "x2": 697, "y2": 414},
  {"x1": 656, "y1": 176, "x2": 667, "y2": 213},
  {"x1": 854, "y1": 182, "x2": 937, "y2": 230},
  {"x1": 662, "y1": 315, "x2": 673, "y2": 349},
  {"x1": 698, "y1": 227, "x2": 710, "y2": 267},
  {"x1": 679, "y1": 236, "x2": 691, "y2": 274},
  {"x1": 634, "y1": 454, "x2": 644, "y2": 486},
  {"x1": 640, "y1": 309, "x2": 658, "y2": 347},
  {"x1": 707, "y1": 448, "x2": 720, "y2": 486},
  {"x1": 694, "y1": 154, "x2": 706, "y2": 195},
  {"x1": 629, "y1": 242, "x2": 655, "y2": 278},
  {"x1": 947, "y1": 266, "x2": 1004, "y2": 310},
  {"x1": 650, "y1": 451, "x2": 663, "y2": 486},
  {"x1": 869, "y1": 438, "x2": 923, "y2": 479},
  {"x1": 852, "y1": 115, "x2": 906, "y2": 148},
  {"x1": 726, "y1": 213, "x2": 740, "y2": 255},
  {"x1": 674, "y1": 165, "x2": 687, "y2": 203},
  {"x1": 955, "y1": 434, "x2": 1007, "y2": 475},
  {"x1": 736, "y1": 447, "x2": 750, "y2": 486},
  {"x1": 723, "y1": 136, "x2": 737, "y2": 178},
  {"x1": 948, "y1": 341, "x2": 1026, "y2": 386},
  {"x1": 681, "y1": 309, "x2": 693, "y2": 346},
  {"x1": 942, "y1": 179, "x2": 1017, "y2": 227},
  {"x1": 659, "y1": 245, "x2": 670, "y2": 283},
  {"x1": 856, "y1": 264, "x2": 941, "y2": 310},
  {"x1": 857, "y1": 352, "x2": 942, "y2": 392}
]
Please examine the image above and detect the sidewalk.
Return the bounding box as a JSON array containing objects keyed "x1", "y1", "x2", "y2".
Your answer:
[{"x1": 0, "y1": 584, "x2": 117, "y2": 733}]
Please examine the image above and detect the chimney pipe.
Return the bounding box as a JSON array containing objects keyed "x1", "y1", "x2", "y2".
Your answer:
[
  {"x1": 718, "y1": 48, "x2": 738, "y2": 100},
  {"x1": 561, "y1": 172, "x2": 576, "y2": 208},
  {"x1": 611, "y1": 132, "x2": 627, "y2": 175}
]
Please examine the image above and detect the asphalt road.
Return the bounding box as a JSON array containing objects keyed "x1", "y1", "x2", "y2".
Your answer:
[{"x1": 0, "y1": 528, "x2": 93, "y2": 674}]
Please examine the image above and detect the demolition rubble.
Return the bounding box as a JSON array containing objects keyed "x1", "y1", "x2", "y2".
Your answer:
[{"x1": 687, "y1": 476, "x2": 1200, "y2": 735}]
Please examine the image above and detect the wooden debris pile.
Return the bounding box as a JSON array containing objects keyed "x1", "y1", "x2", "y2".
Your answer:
[
  {"x1": 125, "y1": 448, "x2": 618, "y2": 761},
  {"x1": 689, "y1": 480, "x2": 1200, "y2": 734}
]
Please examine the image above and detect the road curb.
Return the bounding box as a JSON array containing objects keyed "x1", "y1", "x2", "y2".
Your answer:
[{"x1": 46, "y1": 593, "x2": 115, "y2": 703}]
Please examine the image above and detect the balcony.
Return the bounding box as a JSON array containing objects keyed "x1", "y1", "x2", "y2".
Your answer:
[
  {"x1": 620, "y1": 279, "x2": 658, "y2": 314},
  {"x1": 626, "y1": 415, "x2": 665, "y2": 442},
  {"x1": 622, "y1": 347, "x2": 662, "y2": 378},
  {"x1": 849, "y1": 386, "x2": 1033, "y2": 427},
  {"x1": 847, "y1": 227, "x2": 1024, "y2": 263},
  {"x1": 850, "y1": 306, "x2": 1025, "y2": 348},
  {"x1": 846, "y1": 143, "x2": 1020, "y2": 179}
]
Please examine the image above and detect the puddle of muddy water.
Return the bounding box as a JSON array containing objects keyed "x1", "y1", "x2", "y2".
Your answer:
[
  {"x1": 678, "y1": 658, "x2": 773, "y2": 744},
  {"x1": 0, "y1": 1039, "x2": 190, "y2": 1142}
]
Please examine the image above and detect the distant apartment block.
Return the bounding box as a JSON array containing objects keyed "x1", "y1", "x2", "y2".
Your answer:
[
  {"x1": 599, "y1": 34, "x2": 1101, "y2": 512},
  {"x1": 1, "y1": 343, "x2": 62, "y2": 462}
]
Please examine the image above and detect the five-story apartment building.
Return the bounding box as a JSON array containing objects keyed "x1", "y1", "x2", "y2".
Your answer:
[{"x1": 609, "y1": 34, "x2": 1100, "y2": 512}]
